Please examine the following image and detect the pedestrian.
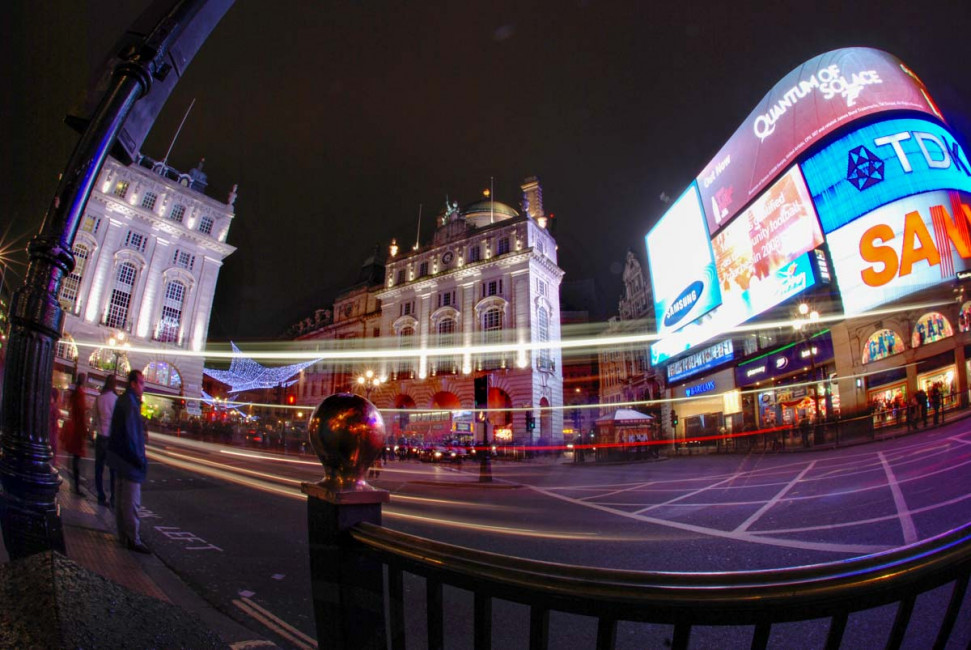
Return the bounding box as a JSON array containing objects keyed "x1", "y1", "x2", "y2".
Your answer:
[
  {"x1": 906, "y1": 396, "x2": 917, "y2": 432},
  {"x1": 92, "y1": 375, "x2": 118, "y2": 508},
  {"x1": 49, "y1": 387, "x2": 61, "y2": 463},
  {"x1": 62, "y1": 374, "x2": 89, "y2": 495},
  {"x1": 916, "y1": 389, "x2": 928, "y2": 428},
  {"x1": 107, "y1": 370, "x2": 150, "y2": 553},
  {"x1": 799, "y1": 416, "x2": 811, "y2": 448},
  {"x1": 930, "y1": 384, "x2": 942, "y2": 426}
]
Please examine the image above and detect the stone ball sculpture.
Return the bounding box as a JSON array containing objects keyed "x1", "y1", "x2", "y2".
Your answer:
[{"x1": 307, "y1": 393, "x2": 386, "y2": 490}]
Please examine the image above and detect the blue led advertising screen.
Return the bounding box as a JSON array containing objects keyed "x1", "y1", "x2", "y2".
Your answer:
[
  {"x1": 826, "y1": 190, "x2": 971, "y2": 316},
  {"x1": 802, "y1": 117, "x2": 971, "y2": 234},
  {"x1": 646, "y1": 184, "x2": 722, "y2": 337},
  {"x1": 651, "y1": 250, "x2": 817, "y2": 365},
  {"x1": 650, "y1": 168, "x2": 822, "y2": 366}
]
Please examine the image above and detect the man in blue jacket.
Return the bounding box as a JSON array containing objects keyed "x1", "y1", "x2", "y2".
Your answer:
[{"x1": 107, "y1": 370, "x2": 149, "y2": 553}]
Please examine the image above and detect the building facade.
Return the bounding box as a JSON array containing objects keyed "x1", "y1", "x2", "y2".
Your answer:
[
  {"x1": 54, "y1": 155, "x2": 236, "y2": 416},
  {"x1": 598, "y1": 250, "x2": 660, "y2": 415},
  {"x1": 289, "y1": 178, "x2": 565, "y2": 447}
]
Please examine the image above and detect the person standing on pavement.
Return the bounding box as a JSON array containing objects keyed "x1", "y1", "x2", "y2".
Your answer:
[
  {"x1": 930, "y1": 384, "x2": 942, "y2": 426},
  {"x1": 107, "y1": 370, "x2": 150, "y2": 553},
  {"x1": 92, "y1": 375, "x2": 118, "y2": 508},
  {"x1": 916, "y1": 388, "x2": 928, "y2": 428},
  {"x1": 62, "y1": 374, "x2": 89, "y2": 495}
]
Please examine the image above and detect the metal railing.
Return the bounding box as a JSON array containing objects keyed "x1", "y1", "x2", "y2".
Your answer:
[{"x1": 315, "y1": 508, "x2": 971, "y2": 649}]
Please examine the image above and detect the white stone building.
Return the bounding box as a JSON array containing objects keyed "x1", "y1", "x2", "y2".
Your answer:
[
  {"x1": 373, "y1": 178, "x2": 565, "y2": 445},
  {"x1": 54, "y1": 155, "x2": 236, "y2": 413}
]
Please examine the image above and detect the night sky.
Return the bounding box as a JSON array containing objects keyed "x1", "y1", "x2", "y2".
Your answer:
[{"x1": 5, "y1": 1, "x2": 970, "y2": 341}]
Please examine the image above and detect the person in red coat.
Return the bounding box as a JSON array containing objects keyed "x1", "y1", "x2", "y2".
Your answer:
[{"x1": 62, "y1": 373, "x2": 89, "y2": 495}]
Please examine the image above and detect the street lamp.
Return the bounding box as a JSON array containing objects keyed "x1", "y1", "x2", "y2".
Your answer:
[
  {"x1": 107, "y1": 331, "x2": 131, "y2": 378},
  {"x1": 793, "y1": 302, "x2": 822, "y2": 437},
  {"x1": 356, "y1": 369, "x2": 382, "y2": 400}
]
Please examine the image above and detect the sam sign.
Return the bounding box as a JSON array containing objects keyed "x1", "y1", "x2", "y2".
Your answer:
[{"x1": 826, "y1": 190, "x2": 971, "y2": 315}]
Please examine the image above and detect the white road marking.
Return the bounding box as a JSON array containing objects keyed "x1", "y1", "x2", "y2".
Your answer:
[
  {"x1": 734, "y1": 461, "x2": 816, "y2": 534},
  {"x1": 878, "y1": 452, "x2": 918, "y2": 545},
  {"x1": 238, "y1": 590, "x2": 255, "y2": 598},
  {"x1": 526, "y1": 483, "x2": 886, "y2": 555},
  {"x1": 233, "y1": 597, "x2": 317, "y2": 649},
  {"x1": 632, "y1": 470, "x2": 752, "y2": 515},
  {"x1": 271, "y1": 574, "x2": 285, "y2": 580}
]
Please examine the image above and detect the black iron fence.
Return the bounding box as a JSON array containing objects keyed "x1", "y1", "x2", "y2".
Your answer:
[{"x1": 306, "y1": 485, "x2": 971, "y2": 649}]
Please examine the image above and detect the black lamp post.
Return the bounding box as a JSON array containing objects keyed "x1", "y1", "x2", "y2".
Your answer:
[
  {"x1": 793, "y1": 302, "x2": 822, "y2": 441},
  {"x1": 0, "y1": 0, "x2": 233, "y2": 559},
  {"x1": 356, "y1": 370, "x2": 382, "y2": 401}
]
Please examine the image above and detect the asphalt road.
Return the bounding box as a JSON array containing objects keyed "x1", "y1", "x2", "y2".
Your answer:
[{"x1": 137, "y1": 422, "x2": 971, "y2": 649}]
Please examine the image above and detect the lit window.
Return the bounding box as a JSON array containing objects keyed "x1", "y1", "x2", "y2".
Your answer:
[
  {"x1": 124, "y1": 230, "x2": 147, "y2": 253},
  {"x1": 172, "y1": 250, "x2": 195, "y2": 271},
  {"x1": 481, "y1": 307, "x2": 504, "y2": 369},
  {"x1": 538, "y1": 306, "x2": 550, "y2": 370},
  {"x1": 81, "y1": 216, "x2": 101, "y2": 235},
  {"x1": 141, "y1": 192, "x2": 158, "y2": 211},
  {"x1": 113, "y1": 181, "x2": 129, "y2": 198},
  {"x1": 58, "y1": 244, "x2": 90, "y2": 313},
  {"x1": 105, "y1": 262, "x2": 137, "y2": 329},
  {"x1": 198, "y1": 216, "x2": 214, "y2": 235},
  {"x1": 170, "y1": 204, "x2": 186, "y2": 223},
  {"x1": 155, "y1": 280, "x2": 186, "y2": 343}
]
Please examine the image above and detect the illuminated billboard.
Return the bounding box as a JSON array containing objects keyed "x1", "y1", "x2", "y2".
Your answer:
[
  {"x1": 826, "y1": 190, "x2": 971, "y2": 316},
  {"x1": 696, "y1": 47, "x2": 941, "y2": 235},
  {"x1": 646, "y1": 184, "x2": 721, "y2": 336},
  {"x1": 711, "y1": 166, "x2": 824, "y2": 304},
  {"x1": 802, "y1": 117, "x2": 971, "y2": 234},
  {"x1": 651, "y1": 251, "x2": 817, "y2": 365}
]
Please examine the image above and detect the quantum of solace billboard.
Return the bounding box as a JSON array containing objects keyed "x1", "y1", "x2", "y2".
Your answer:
[
  {"x1": 646, "y1": 184, "x2": 721, "y2": 336},
  {"x1": 697, "y1": 48, "x2": 941, "y2": 236},
  {"x1": 827, "y1": 190, "x2": 971, "y2": 316},
  {"x1": 801, "y1": 117, "x2": 971, "y2": 234}
]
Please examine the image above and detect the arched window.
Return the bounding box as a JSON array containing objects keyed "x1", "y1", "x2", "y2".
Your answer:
[
  {"x1": 398, "y1": 325, "x2": 415, "y2": 376},
  {"x1": 143, "y1": 361, "x2": 183, "y2": 389},
  {"x1": 105, "y1": 262, "x2": 137, "y2": 329},
  {"x1": 58, "y1": 243, "x2": 91, "y2": 314},
  {"x1": 481, "y1": 307, "x2": 504, "y2": 369},
  {"x1": 155, "y1": 280, "x2": 187, "y2": 343},
  {"x1": 435, "y1": 318, "x2": 458, "y2": 374},
  {"x1": 537, "y1": 306, "x2": 551, "y2": 370}
]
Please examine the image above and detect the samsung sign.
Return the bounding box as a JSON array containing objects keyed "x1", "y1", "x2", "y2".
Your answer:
[
  {"x1": 802, "y1": 117, "x2": 971, "y2": 234},
  {"x1": 666, "y1": 339, "x2": 735, "y2": 383},
  {"x1": 646, "y1": 184, "x2": 722, "y2": 336}
]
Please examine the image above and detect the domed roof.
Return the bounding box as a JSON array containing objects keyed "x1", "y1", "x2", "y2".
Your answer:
[{"x1": 462, "y1": 200, "x2": 519, "y2": 228}]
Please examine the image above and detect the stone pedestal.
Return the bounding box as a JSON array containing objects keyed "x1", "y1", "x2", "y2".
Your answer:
[{"x1": 302, "y1": 482, "x2": 389, "y2": 650}]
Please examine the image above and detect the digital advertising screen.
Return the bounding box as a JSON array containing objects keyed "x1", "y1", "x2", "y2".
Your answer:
[
  {"x1": 646, "y1": 184, "x2": 722, "y2": 336},
  {"x1": 694, "y1": 47, "x2": 941, "y2": 236},
  {"x1": 826, "y1": 190, "x2": 971, "y2": 316},
  {"x1": 711, "y1": 166, "x2": 824, "y2": 307},
  {"x1": 801, "y1": 117, "x2": 971, "y2": 234},
  {"x1": 651, "y1": 251, "x2": 817, "y2": 366}
]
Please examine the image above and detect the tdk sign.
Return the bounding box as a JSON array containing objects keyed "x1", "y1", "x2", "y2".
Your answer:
[
  {"x1": 801, "y1": 117, "x2": 971, "y2": 234},
  {"x1": 663, "y1": 281, "x2": 705, "y2": 328}
]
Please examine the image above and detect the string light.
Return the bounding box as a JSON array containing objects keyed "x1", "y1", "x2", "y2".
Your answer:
[{"x1": 202, "y1": 342, "x2": 320, "y2": 394}]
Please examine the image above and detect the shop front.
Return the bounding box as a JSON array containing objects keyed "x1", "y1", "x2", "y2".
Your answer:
[
  {"x1": 670, "y1": 366, "x2": 738, "y2": 450},
  {"x1": 735, "y1": 331, "x2": 836, "y2": 444}
]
